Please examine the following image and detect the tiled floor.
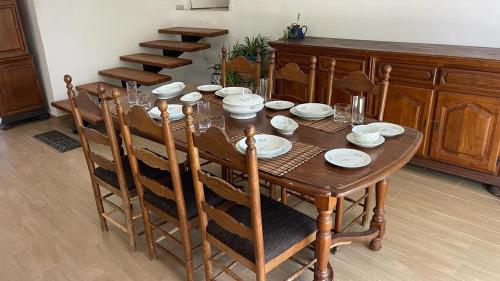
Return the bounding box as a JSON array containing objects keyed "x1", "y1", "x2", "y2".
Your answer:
[{"x1": 0, "y1": 117, "x2": 499, "y2": 281}]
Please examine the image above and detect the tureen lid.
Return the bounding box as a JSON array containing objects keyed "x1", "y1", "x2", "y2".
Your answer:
[{"x1": 223, "y1": 94, "x2": 264, "y2": 106}]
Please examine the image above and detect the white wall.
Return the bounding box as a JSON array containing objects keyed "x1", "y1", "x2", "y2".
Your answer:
[{"x1": 23, "y1": 0, "x2": 500, "y2": 114}]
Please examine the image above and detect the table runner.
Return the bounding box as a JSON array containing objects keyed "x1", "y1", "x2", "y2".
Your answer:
[
  {"x1": 267, "y1": 110, "x2": 351, "y2": 134},
  {"x1": 202, "y1": 93, "x2": 224, "y2": 106},
  {"x1": 230, "y1": 132, "x2": 325, "y2": 177}
]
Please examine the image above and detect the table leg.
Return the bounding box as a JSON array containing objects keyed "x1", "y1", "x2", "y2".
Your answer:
[
  {"x1": 314, "y1": 196, "x2": 336, "y2": 281},
  {"x1": 369, "y1": 178, "x2": 388, "y2": 251}
]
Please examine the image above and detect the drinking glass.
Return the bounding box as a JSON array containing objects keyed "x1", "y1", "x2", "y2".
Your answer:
[
  {"x1": 126, "y1": 81, "x2": 138, "y2": 105},
  {"x1": 258, "y1": 78, "x2": 269, "y2": 102},
  {"x1": 196, "y1": 100, "x2": 211, "y2": 132},
  {"x1": 351, "y1": 95, "x2": 365, "y2": 125},
  {"x1": 137, "y1": 92, "x2": 153, "y2": 110},
  {"x1": 334, "y1": 103, "x2": 352, "y2": 123},
  {"x1": 210, "y1": 115, "x2": 225, "y2": 130}
]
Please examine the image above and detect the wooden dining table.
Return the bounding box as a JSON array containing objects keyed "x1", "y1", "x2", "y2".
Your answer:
[{"x1": 109, "y1": 84, "x2": 423, "y2": 281}]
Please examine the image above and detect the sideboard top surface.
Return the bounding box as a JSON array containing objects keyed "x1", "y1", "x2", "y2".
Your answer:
[{"x1": 270, "y1": 37, "x2": 500, "y2": 61}]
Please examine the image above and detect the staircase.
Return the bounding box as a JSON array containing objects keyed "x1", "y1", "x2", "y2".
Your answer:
[{"x1": 79, "y1": 27, "x2": 228, "y2": 93}]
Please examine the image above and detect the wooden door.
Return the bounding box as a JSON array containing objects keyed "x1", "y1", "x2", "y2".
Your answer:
[
  {"x1": 430, "y1": 91, "x2": 500, "y2": 174},
  {"x1": 384, "y1": 84, "x2": 435, "y2": 156},
  {"x1": 0, "y1": 56, "x2": 44, "y2": 117},
  {"x1": 0, "y1": 1, "x2": 27, "y2": 60}
]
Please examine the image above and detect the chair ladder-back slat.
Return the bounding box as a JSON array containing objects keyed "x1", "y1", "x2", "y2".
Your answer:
[
  {"x1": 198, "y1": 171, "x2": 250, "y2": 207},
  {"x1": 89, "y1": 152, "x2": 116, "y2": 172},
  {"x1": 139, "y1": 175, "x2": 176, "y2": 201},
  {"x1": 133, "y1": 147, "x2": 171, "y2": 172},
  {"x1": 203, "y1": 203, "x2": 254, "y2": 240},
  {"x1": 82, "y1": 127, "x2": 111, "y2": 146}
]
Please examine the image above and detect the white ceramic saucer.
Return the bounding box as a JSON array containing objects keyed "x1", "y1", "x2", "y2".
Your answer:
[
  {"x1": 265, "y1": 100, "x2": 295, "y2": 110},
  {"x1": 197, "y1": 85, "x2": 222, "y2": 93},
  {"x1": 346, "y1": 133, "x2": 385, "y2": 148},
  {"x1": 371, "y1": 122, "x2": 405, "y2": 137},
  {"x1": 324, "y1": 148, "x2": 371, "y2": 168}
]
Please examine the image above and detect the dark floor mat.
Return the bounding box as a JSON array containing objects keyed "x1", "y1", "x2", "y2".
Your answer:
[{"x1": 34, "y1": 130, "x2": 81, "y2": 153}]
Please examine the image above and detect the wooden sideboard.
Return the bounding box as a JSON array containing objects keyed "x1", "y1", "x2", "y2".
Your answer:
[
  {"x1": 269, "y1": 37, "x2": 500, "y2": 191},
  {"x1": 0, "y1": 0, "x2": 46, "y2": 129}
]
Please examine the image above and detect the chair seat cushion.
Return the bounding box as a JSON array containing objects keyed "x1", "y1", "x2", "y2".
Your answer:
[
  {"x1": 143, "y1": 171, "x2": 225, "y2": 221},
  {"x1": 206, "y1": 196, "x2": 317, "y2": 262},
  {"x1": 94, "y1": 155, "x2": 169, "y2": 191}
]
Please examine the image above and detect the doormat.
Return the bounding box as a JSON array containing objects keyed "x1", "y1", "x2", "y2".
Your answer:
[{"x1": 34, "y1": 130, "x2": 81, "y2": 153}]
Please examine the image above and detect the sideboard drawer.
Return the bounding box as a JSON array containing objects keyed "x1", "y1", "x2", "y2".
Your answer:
[
  {"x1": 378, "y1": 61, "x2": 437, "y2": 87},
  {"x1": 440, "y1": 68, "x2": 500, "y2": 96},
  {"x1": 318, "y1": 56, "x2": 368, "y2": 75}
]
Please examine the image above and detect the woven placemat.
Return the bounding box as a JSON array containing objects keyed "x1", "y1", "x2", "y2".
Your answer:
[
  {"x1": 202, "y1": 93, "x2": 224, "y2": 106},
  {"x1": 268, "y1": 110, "x2": 351, "y2": 134},
  {"x1": 230, "y1": 132, "x2": 325, "y2": 177}
]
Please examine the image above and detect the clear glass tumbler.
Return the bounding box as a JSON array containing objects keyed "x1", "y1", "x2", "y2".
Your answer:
[
  {"x1": 210, "y1": 115, "x2": 225, "y2": 130},
  {"x1": 137, "y1": 92, "x2": 153, "y2": 110},
  {"x1": 351, "y1": 95, "x2": 365, "y2": 125},
  {"x1": 196, "y1": 100, "x2": 211, "y2": 132},
  {"x1": 258, "y1": 78, "x2": 269, "y2": 102},
  {"x1": 334, "y1": 103, "x2": 352, "y2": 123},
  {"x1": 126, "y1": 81, "x2": 138, "y2": 105}
]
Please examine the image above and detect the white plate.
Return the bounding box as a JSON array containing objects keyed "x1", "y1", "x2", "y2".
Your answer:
[
  {"x1": 197, "y1": 85, "x2": 222, "y2": 92},
  {"x1": 237, "y1": 134, "x2": 288, "y2": 157},
  {"x1": 346, "y1": 133, "x2": 385, "y2": 148},
  {"x1": 295, "y1": 103, "x2": 333, "y2": 117},
  {"x1": 371, "y1": 122, "x2": 405, "y2": 137},
  {"x1": 215, "y1": 87, "x2": 252, "y2": 98},
  {"x1": 180, "y1": 92, "x2": 202, "y2": 104},
  {"x1": 148, "y1": 104, "x2": 184, "y2": 120},
  {"x1": 265, "y1": 100, "x2": 295, "y2": 110},
  {"x1": 290, "y1": 107, "x2": 333, "y2": 120},
  {"x1": 236, "y1": 136, "x2": 292, "y2": 159},
  {"x1": 324, "y1": 148, "x2": 371, "y2": 168},
  {"x1": 152, "y1": 82, "x2": 185, "y2": 99}
]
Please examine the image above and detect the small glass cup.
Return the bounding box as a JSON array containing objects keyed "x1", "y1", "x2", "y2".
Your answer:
[
  {"x1": 126, "y1": 81, "x2": 138, "y2": 105},
  {"x1": 334, "y1": 103, "x2": 352, "y2": 123},
  {"x1": 196, "y1": 100, "x2": 211, "y2": 132},
  {"x1": 258, "y1": 78, "x2": 269, "y2": 102},
  {"x1": 210, "y1": 115, "x2": 225, "y2": 130},
  {"x1": 351, "y1": 95, "x2": 365, "y2": 125},
  {"x1": 137, "y1": 92, "x2": 153, "y2": 110}
]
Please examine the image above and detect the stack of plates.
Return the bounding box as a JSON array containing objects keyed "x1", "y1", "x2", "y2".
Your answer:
[
  {"x1": 290, "y1": 103, "x2": 334, "y2": 120},
  {"x1": 152, "y1": 82, "x2": 185, "y2": 99},
  {"x1": 215, "y1": 87, "x2": 252, "y2": 98},
  {"x1": 148, "y1": 104, "x2": 184, "y2": 121},
  {"x1": 236, "y1": 134, "x2": 292, "y2": 159}
]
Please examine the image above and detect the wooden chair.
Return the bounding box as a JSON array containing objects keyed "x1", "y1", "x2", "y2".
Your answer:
[
  {"x1": 183, "y1": 106, "x2": 318, "y2": 281},
  {"x1": 221, "y1": 46, "x2": 261, "y2": 91},
  {"x1": 113, "y1": 93, "x2": 225, "y2": 281},
  {"x1": 64, "y1": 75, "x2": 167, "y2": 251},
  {"x1": 326, "y1": 65, "x2": 392, "y2": 234},
  {"x1": 267, "y1": 50, "x2": 317, "y2": 103}
]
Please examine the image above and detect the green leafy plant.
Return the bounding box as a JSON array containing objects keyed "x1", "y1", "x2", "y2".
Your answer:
[{"x1": 231, "y1": 34, "x2": 270, "y2": 59}]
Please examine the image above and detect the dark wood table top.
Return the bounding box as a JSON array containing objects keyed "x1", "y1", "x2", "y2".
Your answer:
[{"x1": 115, "y1": 85, "x2": 422, "y2": 198}]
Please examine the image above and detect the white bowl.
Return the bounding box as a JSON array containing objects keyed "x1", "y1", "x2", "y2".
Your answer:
[
  {"x1": 215, "y1": 87, "x2": 252, "y2": 98},
  {"x1": 352, "y1": 124, "x2": 381, "y2": 144},
  {"x1": 197, "y1": 84, "x2": 222, "y2": 93},
  {"x1": 270, "y1": 115, "x2": 299, "y2": 135},
  {"x1": 223, "y1": 104, "x2": 264, "y2": 119},
  {"x1": 152, "y1": 82, "x2": 185, "y2": 99},
  {"x1": 180, "y1": 92, "x2": 202, "y2": 105}
]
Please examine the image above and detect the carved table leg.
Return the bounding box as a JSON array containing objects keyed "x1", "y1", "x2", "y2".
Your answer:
[
  {"x1": 488, "y1": 185, "x2": 500, "y2": 198},
  {"x1": 369, "y1": 178, "x2": 389, "y2": 251},
  {"x1": 314, "y1": 196, "x2": 336, "y2": 281}
]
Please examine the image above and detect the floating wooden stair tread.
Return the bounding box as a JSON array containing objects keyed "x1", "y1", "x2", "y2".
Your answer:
[
  {"x1": 51, "y1": 100, "x2": 103, "y2": 124},
  {"x1": 120, "y1": 53, "x2": 192, "y2": 69},
  {"x1": 140, "y1": 40, "x2": 211, "y2": 52},
  {"x1": 98, "y1": 67, "x2": 171, "y2": 86},
  {"x1": 158, "y1": 27, "x2": 228, "y2": 37},
  {"x1": 76, "y1": 82, "x2": 125, "y2": 99}
]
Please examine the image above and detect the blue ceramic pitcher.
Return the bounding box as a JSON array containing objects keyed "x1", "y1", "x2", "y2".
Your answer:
[{"x1": 289, "y1": 24, "x2": 308, "y2": 39}]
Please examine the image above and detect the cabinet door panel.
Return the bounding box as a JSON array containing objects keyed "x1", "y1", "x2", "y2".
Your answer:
[
  {"x1": 0, "y1": 3, "x2": 26, "y2": 59},
  {"x1": 0, "y1": 56, "x2": 44, "y2": 117},
  {"x1": 431, "y1": 91, "x2": 500, "y2": 174},
  {"x1": 383, "y1": 84, "x2": 434, "y2": 156}
]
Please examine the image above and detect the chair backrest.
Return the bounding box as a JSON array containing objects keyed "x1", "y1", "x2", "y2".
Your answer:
[
  {"x1": 221, "y1": 46, "x2": 262, "y2": 91},
  {"x1": 327, "y1": 65, "x2": 392, "y2": 121},
  {"x1": 183, "y1": 105, "x2": 266, "y2": 267},
  {"x1": 267, "y1": 50, "x2": 317, "y2": 103},
  {"x1": 113, "y1": 91, "x2": 188, "y2": 221},
  {"x1": 64, "y1": 75, "x2": 128, "y2": 193}
]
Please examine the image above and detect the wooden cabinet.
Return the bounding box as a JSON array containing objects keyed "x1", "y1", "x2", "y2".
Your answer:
[
  {"x1": 431, "y1": 91, "x2": 500, "y2": 174},
  {"x1": 0, "y1": 0, "x2": 27, "y2": 60},
  {"x1": 0, "y1": 0, "x2": 45, "y2": 129},
  {"x1": 383, "y1": 84, "x2": 435, "y2": 156},
  {"x1": 270, "y1": 37, "x2": 500, "y2": 188}
]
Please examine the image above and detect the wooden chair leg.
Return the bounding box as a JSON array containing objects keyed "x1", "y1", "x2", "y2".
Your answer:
[
  {"x1": 179, "y1": 223, "x2": 195, "y2": 281},
  {"x1": 334, "y1": 197, "x2": 345, "y2": 233},
  {"x1": 281, "y1": 187, "x2": 288, "y2": 205},
  {"x1": 91, "y1": 181, "x2": 108, "y2": 232},
  {"x1": 123, "y1": 198, "x2": 137, "y2": 252},
  {"x1": 143, "y1": 209, "x2": 157, "y2": 260},
  {"x1": 270, "y1": 183, "x2": 277, "y2": 199},
  {"x1": 362, "y1": 186, "x2": 373, "y2": 226}
]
